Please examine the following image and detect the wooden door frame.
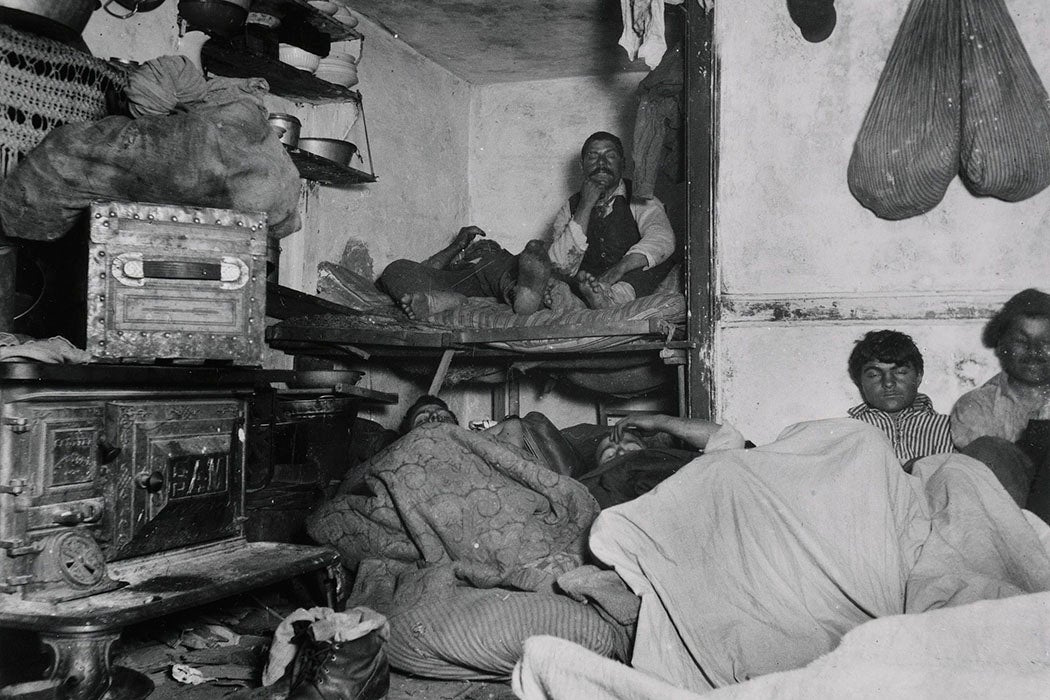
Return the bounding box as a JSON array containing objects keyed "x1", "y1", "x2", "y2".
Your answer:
[{"x1": 685, "y1": 1, "x2": 718, "y2": 419}]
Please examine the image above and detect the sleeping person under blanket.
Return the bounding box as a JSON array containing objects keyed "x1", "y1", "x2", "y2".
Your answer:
[
  {"x1": 514, "y1": 417, "x2": 1050, "y2": 699},
  {"x1": 377, "y1": 131, "x2": 678, "y2": 320},
  {"x1": 305, "y1": 396, "x2": 720, "y2": 682}
]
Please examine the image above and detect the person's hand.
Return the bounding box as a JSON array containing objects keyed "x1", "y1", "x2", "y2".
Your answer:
[
  {"x1": 580, "y1": 178, "x2": 606, "y2": 211},
  {"x1": 597, "y1": 253, "x2": 646, "y2": 286},
  {"x1": 612, "y1": 413, "x2": 666, "y2": 441},
  {"x1": 598, "y1": 261, "x2": 628, "y2": 286},
  {"x1": 452, "y1": 225, "x2": 486, "y2": 251}
]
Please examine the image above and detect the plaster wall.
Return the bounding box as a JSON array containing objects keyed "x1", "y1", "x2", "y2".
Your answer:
[
  {"x1": 468, "y1": 74, "x2": 644, "y2": 253},
  {"x1": 714, "y1": 0, "x2": 1050, "y2": 443},
  {"x1": 274, "y1": 15, "x2": 472, "y2": 292}
]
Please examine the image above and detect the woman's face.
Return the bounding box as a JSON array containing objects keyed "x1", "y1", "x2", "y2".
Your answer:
[
  {"x1": 595, "y1": 432, "x2": 647, "y2": 467},
  {"x1": 998, "y1": 316, "x2": 1050, "y2": 387}
]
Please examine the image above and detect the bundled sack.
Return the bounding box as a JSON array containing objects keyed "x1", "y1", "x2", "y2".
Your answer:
[
  {"x1": 959, "y1": 0, "x2": 1050, "y2": 202},
  {"x1": 0, "y1": 56, "x2": 301, "y2": 241},
  {"x1": 847, "y1": 0, "x2": 961, "y2": 220}
]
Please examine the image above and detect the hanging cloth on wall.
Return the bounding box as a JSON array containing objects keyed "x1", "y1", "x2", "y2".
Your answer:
[
  {"x1": 618, "y1": 0, "x2": 683, "y2": 70},
  {"x1": 847, "y1": 0, "x2": 961, "y2": 221},
  {"x1": 958, "y1": 0, "x2": 1050, "y2": 202}
]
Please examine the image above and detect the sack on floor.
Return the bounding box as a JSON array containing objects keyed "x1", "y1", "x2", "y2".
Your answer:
[
  {"x1": 847, "y1": 0, "x2": 961, "y2": 220},
  {"x1": 0, "y1": 56, "x2": 301, "y2": 241},
  {"x1": 958, "y1": 0, "x2": 1050, "y2": 202}
]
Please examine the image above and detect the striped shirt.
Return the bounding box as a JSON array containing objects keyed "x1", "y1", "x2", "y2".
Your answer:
[{"x1": 848, "y1": 394, "x2": 954, "y2": 465}]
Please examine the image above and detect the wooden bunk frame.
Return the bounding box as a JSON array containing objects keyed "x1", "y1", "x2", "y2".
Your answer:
[{"x1": 266, "y1": 301, "x2": 693, "y2": 417}]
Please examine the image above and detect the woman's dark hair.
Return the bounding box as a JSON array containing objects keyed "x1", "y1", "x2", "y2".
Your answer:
[
  {"x1": 847, "y1": 330, "x2": 924, "y2": 386},
  {"x1": 399, "y1": 395, "x2": 456, "y2": 435},
  {"x1": 982, "y1": 288, "x2": 1050, "y2": 349}
]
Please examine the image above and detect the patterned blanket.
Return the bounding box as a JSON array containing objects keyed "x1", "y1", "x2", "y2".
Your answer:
[{"x1": 306, "y1": 423, "x2": 620, "y2": 679}]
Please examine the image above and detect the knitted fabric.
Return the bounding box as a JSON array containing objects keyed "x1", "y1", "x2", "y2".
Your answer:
[{"x1": 0, "y1": 24, "x2": 125, "y2": 179}]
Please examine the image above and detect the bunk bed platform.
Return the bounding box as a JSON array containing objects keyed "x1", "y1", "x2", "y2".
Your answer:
[{"x1": 266, "y1": 291, "x2": 693, "y2": 414}]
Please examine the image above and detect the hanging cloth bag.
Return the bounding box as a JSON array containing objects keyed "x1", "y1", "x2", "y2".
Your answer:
[
  {"x1": 958, "y1": 0, "x2": 1050, "y2": 202},
  {"x1": 847, "y1": 0, "x2": 961, "y2": 220}
]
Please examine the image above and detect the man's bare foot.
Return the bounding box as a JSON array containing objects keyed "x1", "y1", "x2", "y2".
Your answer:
[
  {"x1": 576, "y1": 271, "x2": 617, "y2": 309},
  {"x1": 543, "y1": 279, "x2": 586, "y2": 311},
  {"x1": 398, "y1": 291, "x2": 468, "y2": 320},
  {"x1": 512, "y1": 240, "x2": 552, "y2": 315}
]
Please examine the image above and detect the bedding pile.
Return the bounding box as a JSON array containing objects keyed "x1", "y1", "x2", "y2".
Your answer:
[
  {"x1": 512, "y1": 418, "x2": 1050, "y2": 698},
  {"x1": 305, "y1": 422, "x2": 630, "y2": 680}
]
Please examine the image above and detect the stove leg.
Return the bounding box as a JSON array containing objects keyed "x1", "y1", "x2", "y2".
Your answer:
[{"x1": 39, "y1": 630, "x2": 120, "y2": 700}]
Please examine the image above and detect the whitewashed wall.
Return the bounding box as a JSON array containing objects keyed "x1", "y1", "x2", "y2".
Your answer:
[
  {"x1": 714, "y1": 0, "x2": 1050, "y2": 444},
  {"x1": 468, "y1": 74, "x2": 643, "y2": 253}
]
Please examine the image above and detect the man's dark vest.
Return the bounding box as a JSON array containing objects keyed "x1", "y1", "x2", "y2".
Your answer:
[{"x1": 569, "y1": 179, "x2": 640, "y2": 276}]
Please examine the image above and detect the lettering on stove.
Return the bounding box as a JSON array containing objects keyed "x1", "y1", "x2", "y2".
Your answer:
[
  {"x1": 167, "y1": 452, "x2": 229, "y2": 498},
  {"x1": 50, "y1": 428, "x2": 97, "y2": 485}
]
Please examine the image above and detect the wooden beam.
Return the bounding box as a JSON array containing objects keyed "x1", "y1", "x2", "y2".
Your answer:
[
  {"x1": 685, "y1": 0, "x2": 717, "y2": 419},
  {"x1": 427, "y1": 349, "x2": 456, "y2": 395}
]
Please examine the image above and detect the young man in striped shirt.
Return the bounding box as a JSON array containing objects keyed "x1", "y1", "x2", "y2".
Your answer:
[{"x1": 847, "y1": 330, "x2": 954, "y2": 471}]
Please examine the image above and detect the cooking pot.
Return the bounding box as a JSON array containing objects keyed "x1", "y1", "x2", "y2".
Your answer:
[
  {"x1": 103, "y1": 0, "x2": 167, "y2": 18},
  {"x1": 268, "y1": 113, "x2": 301, "y2": 148},
  {"x1": 0, "y1": 0, "x2": 99, "y2": 39},
  {"x1": 177, "y1": 0, "x2": 250, "y2": 37},
  {"x1": 297, "y1": 137, "x2": 358, "y2": 166}
]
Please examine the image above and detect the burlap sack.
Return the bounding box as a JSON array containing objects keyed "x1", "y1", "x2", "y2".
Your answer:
[{"x1": 0, "y1": 58, "x2": 301, "y2": 240}]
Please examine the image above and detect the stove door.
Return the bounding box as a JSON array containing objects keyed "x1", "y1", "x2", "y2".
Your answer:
[{"x1": 103, "y1": 399, "x2": 245, "y2": 561}]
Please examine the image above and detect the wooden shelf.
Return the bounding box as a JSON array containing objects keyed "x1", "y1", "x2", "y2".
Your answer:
[
  {"x1": 286, "y1": 145, "x2": 376, "y2": 185},
  {"x1": 272, "y1": 0, "x2": 362, "y2": 41},
  {"x1": 201, "y1": 40, "x2": 362, "y2": 104}
]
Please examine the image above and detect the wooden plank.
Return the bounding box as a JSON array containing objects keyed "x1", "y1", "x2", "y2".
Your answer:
[
  {"x1": 266, "y1": 283, "x2": 363, "y2": 320},
  {"x1": 452, "y1": 319, "x2": 657, "y2": 344},
  {"x1": 272, "y1": 385, "x2": 398, "y2": 404},
  {"x1": 267, "y1": 338, "x2": 676, "y2": 359},
  {"x1": 269, "y1": 326, "x2": 455, "y2": 348},
  {"x1": 686, "y1": 0, "x2": 717, "y2": 420},
  {"x1": 427, "y1": 349, "x2": 456, "y2": 395}
]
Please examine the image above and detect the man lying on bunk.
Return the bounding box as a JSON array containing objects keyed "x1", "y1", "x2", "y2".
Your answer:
[{"x1": 377, "y1": 131, "x2": 678, "y2": 320}]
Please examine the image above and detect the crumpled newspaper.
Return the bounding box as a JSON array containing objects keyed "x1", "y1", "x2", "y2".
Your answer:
[
  {"x1": 261, "y1": 606, "x2": 389, "y2": 686},
  {"x1": 171, "y1": 664, "x2": 213, "y2": 686}
]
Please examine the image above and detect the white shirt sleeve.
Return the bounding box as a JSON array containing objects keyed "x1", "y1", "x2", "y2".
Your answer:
[
  {"x1": 626, "y1": 197, "x2": 675, "y2": 269},
  {"x1": 546, "y1": 193, "x2": 677, "y2": 276},
  {"x1": 546, "y1": 200, "x2": 588, "y2": 276}
]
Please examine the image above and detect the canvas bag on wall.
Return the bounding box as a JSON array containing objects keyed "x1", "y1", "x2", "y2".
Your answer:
[
  {"x1": 958, "y1": 0, "x2": 1050, "y2": 202},
  {"x1": 847, "y1": 0, "x2": 961, "y2": 221}
]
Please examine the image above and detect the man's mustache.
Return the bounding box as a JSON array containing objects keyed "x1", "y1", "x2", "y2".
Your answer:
[{"x1": 590, "y1": 166, "x2": 614, "y2": 176}]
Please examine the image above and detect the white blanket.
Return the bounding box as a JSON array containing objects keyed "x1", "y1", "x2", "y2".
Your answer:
[{"x1": 514, "y1": 418, "x2": 1050, "y2": 697}]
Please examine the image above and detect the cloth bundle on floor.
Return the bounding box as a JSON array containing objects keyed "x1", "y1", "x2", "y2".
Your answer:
[
  {"x1": 848, "y1": 0, "x2": 1050, "y2": 219},
  {"x1": 0, "y1": 55, "x2": 302, "y2": 240}
]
